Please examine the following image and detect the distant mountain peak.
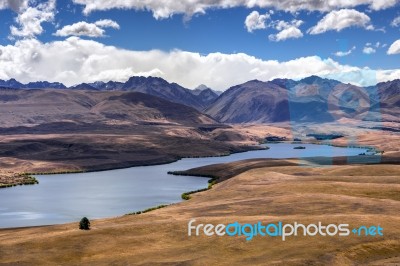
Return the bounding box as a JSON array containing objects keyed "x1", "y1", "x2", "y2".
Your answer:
[
  {"x1": 245, "y1": 79, "x2": 264, "y2": 84},
  {"x1": 89, "y1": 81, "x2": 105, "y2": 87},
  {"x1": 194, "y1": 84, "x2": 210, "y2": 91},
  {"x1": 70, "y1": 83, "x2": 97, "y2": 90},
  {"x1": 299, "y1": 75, "x2": 339, "y2": 85},
  {"x1": 26, "y1": 81, "x2": 67, "y2": 89},
  {"x1": 127, "y1": 75, "x2": 167, "y2": 83},
  {"x1": 192, "y1": 84, "x2": 220, "y2": 104},
  {"x1": 0, "y1": 78, "x2": 24, "y2": 88},
  {"x1": 122, "y1": 76, "x2": 172, "y2": 90}
]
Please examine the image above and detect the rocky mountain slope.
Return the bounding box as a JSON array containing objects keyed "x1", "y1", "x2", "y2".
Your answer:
[
  {"x1": 205, "y1": 76, "x2": 400, "y2": 123},
  {"x1": 0, "y1": 89, "x2": 216, "y2": 132}
]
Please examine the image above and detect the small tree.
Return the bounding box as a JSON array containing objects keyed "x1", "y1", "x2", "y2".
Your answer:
[{"x1": 79, "y1": 217, "x2": 90, "y2": 230}]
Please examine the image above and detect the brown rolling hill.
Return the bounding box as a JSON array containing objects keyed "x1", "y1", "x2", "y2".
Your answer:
[{"x1": 0, "y1": 88, "x2": 216, "y2": 131}]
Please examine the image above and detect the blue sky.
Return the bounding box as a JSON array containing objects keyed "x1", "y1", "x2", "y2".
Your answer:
[
  {"x1": 0, "y1": 0, "x2": 399, "y2": 90},
  {"x1": 52, "y1": 3, "x2": 400, "y2": 69}
]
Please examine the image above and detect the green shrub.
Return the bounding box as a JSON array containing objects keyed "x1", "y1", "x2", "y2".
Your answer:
[{"x1": 181, "y1": 193, "x2": 191, "y2": 200}]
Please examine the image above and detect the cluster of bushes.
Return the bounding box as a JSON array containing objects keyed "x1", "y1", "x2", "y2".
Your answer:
[
  {"x1": 125, "y1": 175, "x2": 220, "y2": 216},
  {"x1": 0, "y1": 175, "x2": 39, "y2": 189},
  {"x1": 0, "y1": 184, "x2": 16, "y2": 188},
  {"x1": 22, "y1": 170, "x2": 86, "y2": 175},
  {"x1": 168, "y1": 172, "x2": 219, "y2": 200},
  {"x1": 127, "y1": 204, "x2": 168, "y2": 215},
  {"x1": 23, "y1": 176, "x2": 39, "y2": 185},
  {"x1": 181, "y1": 187, "x2": 209, "y2": 200},
  {"x1": 265, "y1": 136, "x2": 287, "y2": 142},
  {"x1": 181, "y1": 177, "x2": 218, "y2": 200}
]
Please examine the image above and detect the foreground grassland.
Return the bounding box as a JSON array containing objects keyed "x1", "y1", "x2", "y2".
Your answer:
[{"x1": 0, "y1": 160, "x2": 399, "y2": 265}]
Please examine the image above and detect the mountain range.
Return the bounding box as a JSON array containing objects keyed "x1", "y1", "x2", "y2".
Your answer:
[
  {"x1": 0, "y1": 77, "x2": 219, "y2": 111},
  {"x1": 0, "y1": 79, "x2": 67, "y2": 89},
  {"x1": 0, "y1": 75, "x2": 399, "y2": 124},
  {"x1": 205, "y1": 76, "x2": 399, "y2": 123}
]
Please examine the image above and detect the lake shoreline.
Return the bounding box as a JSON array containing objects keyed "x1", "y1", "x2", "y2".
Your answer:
[
  {"x1": 0, "y1": 143, "x2": 373, "y2": 229},
  {"x1": 0, "y1": 131, "x2": 382, "y2": 191},
  {"x1": 0, "y1": 144, "x2": 266, "y2": 189},
  {"x1": 0, "y1": 151, "x2": 396, "y2": 230}
]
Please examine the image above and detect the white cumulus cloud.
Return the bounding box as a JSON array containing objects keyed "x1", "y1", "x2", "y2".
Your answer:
[
  {"x1": 94, "y1": 19, "x2": 120, "y2": 29},
  {"x1": 10, "y1": 0, "x2": 55, "y2": 38},
  {"x1": 363, "y1": 46, "x2": 376, "y2": 54},
  {"x1": 244, "y1": 11, "x2": 270, "y2": 32},
  {"x1": 269, "y1": 26, "x2": 303, "y2": 42},
  {"x1": 334, "y1": 46, "x2": 356, "y2": 57},
  {"x1": 54, "y1": 19, "x2": 120, "y2": 37},
  {"x1": 308, "y1": 9, "x2": 373, "y2": 35},
  {"x1": 0, "y1": 37, "x2": 400, "y2": 90},
  {"x1": 244, "y1": 11, "x2": 304, "y2": 41},
  {"x1": 269, "y1": 19, "x2": 303, "y2": 41},
  {"x1": 71, "y1": 0, "x2": 398, "y2": 18},
  {"x1": 387, "y1": 40, "x2": 400, "y2": 55}
]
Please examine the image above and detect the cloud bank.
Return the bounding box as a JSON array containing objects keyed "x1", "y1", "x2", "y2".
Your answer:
[
  {"x1": 72, "y1": 0, "x2": 398, "y2": 18},
  {"x1": 0, "y1": 37, "x2": 399, "y2": 90}
]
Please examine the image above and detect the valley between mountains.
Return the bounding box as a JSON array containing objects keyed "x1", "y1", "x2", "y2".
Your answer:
[{"x1": 0, "y1": 75, "x2": 399, "y2": 186}]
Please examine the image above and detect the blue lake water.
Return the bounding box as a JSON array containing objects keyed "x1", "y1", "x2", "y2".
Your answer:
[{"x1": 0, "y1": 143, "x2": 367, "y2": 228}]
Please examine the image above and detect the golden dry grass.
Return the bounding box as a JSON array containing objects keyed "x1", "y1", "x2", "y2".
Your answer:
[{"x1": 0, "y1": 162, "x2": 399, "y2": 265}]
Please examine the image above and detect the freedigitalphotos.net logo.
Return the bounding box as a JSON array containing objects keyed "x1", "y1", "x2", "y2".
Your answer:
[{"x1": 188, "y1": 219, "x2": 383, "y2": 241}]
